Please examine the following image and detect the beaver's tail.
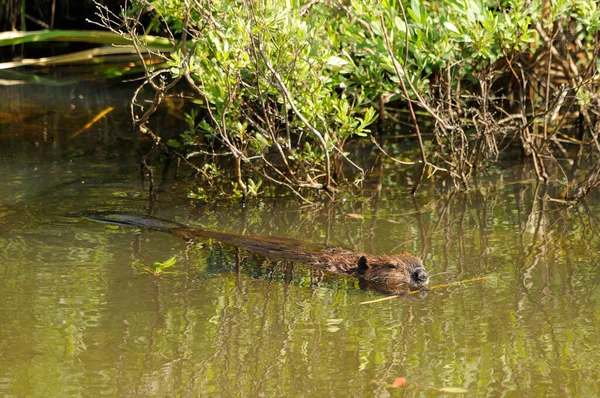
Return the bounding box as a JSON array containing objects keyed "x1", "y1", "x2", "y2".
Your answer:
[{"x1": 82, "y1": 212, "x2": 185, "y2": 233}]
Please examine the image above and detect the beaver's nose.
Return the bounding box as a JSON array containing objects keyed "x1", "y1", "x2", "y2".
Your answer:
[{"x1": 411, "y1": 268, "x2": 429, "y2": 284}]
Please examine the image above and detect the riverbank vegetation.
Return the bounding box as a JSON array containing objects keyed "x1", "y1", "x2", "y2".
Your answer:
[{"x1": 25, "y1": 0, "x2": 600, "y2": 200}]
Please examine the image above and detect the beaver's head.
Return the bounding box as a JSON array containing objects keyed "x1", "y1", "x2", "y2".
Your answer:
[{"x1": 357, "y1": 253, "x2": 429, "y2": 291}]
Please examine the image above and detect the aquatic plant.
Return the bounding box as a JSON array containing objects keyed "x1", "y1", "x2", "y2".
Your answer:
[{"x1": 134, "y1": 256, "x2": 178, "y2": 276}]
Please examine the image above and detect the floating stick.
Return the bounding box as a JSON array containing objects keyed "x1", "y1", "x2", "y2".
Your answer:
[{"x1": 359, "y1": 276, "x2": 491, "y2": 305}]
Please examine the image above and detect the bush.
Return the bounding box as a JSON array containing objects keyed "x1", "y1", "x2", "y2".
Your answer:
[{"x1": 106, "y1": 0, "x2": 600, "y2": 199}]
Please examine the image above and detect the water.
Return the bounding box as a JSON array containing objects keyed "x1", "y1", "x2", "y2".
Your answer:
[{"x1": 1, "y1": 80, "x2": 600, "y2": 397}]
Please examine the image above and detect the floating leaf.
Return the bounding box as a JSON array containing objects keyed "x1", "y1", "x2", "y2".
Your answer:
[{"x1": 392, "y1": 377, "x2": 407, "y2": 388}]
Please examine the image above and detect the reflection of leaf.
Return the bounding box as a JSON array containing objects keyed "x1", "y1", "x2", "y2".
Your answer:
[
  {"x1": 439, "y1": 387, "x2": 468, "y2": 393},
  {"x1": 133, "y1": 262, "x2": 150, "y2": 272}
]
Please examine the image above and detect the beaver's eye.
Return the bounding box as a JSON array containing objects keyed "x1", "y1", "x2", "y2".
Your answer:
[{"x1": 388, "y1": 263, "x2": 398, "y2": 269}]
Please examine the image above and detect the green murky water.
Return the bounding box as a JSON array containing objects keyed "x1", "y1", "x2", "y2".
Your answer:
[{"x1": 1, "y1": 81, "x2": 600, "y2": 397}]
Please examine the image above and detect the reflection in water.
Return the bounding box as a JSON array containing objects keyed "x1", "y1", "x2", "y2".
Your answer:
[{"x1": 1, "y1": 81, "x2": 600, "y2": 396}]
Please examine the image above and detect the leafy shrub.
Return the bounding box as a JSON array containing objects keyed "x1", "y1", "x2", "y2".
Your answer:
[{"x1": 112, "y1": 0, "x2": 600, "y2": 198}]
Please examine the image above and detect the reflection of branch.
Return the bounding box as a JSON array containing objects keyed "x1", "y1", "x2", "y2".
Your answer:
[
  {"x1": 557, "y1": 159, "x2": 600, "y2": 204},
  {"x1": 579, "y1": 200, "x2": 600, "y2": 238},
  {"x1": 370, "y1": 137, "x2": 417, "y2": 165}
]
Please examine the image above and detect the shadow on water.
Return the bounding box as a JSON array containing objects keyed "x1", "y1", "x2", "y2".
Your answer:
[{"x1": 1, "y1": 78, "x2": 600, "y2": 396}]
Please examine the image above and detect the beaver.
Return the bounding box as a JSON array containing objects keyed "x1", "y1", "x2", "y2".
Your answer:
[{"x1": 82, "y1": 212, "x2": 429, "y2": 293}]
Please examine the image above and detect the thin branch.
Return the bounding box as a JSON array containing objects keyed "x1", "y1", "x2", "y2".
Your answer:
[
  {"x1": 255, "y1": 37, "x2": 333, "y2": 192},
  {"x1": 379, "y1": 14, "x2": 428, "y2": 194}
]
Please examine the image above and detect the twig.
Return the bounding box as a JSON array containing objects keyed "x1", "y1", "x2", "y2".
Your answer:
[
  {"x1": 255, "y1": 38, "x2": 333, "y2": 192},
  {"x1": 379, "y1": 14, "x2": 428, "y2": 194},
  {"x1": 359, "y1": 276, "x2": 491, "y2": 305}
]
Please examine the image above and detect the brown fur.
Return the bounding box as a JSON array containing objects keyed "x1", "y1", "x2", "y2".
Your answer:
[
  {"x1": 84, "y1": 213, "x2": 429, "y2": 293},
  {"x1": 175, "y1": 227, "x2": 429, "y2": 292}
]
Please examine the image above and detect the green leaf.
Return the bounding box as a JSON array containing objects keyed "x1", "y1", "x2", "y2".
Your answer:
[
  {"x1": 327, "y1": 56, "x2": 348, "y2": 67},
  {"x1": 159, "y1": 256, "x2": 177, "y2": 269},
  {"x1": 444, "y1": 21, "x2": 460, "y2": 34},
  {"x1": 407, "y1": 8, "x2": 420, "y2": 24},
  {"x1": 394, "y1": 17, "x2": 407, "y2": 33},
  {"x1": 166, "y1": 139, "x2": 181, "y2": 148}
]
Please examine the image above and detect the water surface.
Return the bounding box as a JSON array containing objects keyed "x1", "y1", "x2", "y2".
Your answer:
[{"x1": 1, "y1": 80, "x2": 600, "y2": 397}]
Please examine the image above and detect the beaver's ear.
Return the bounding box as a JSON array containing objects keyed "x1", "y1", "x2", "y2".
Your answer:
[{"x1": 358, "y1": 256, "x2": 369, "y2": 272}]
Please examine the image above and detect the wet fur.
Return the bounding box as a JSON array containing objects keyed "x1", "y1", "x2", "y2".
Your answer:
[{"x1": 83, "y1": 212, "x2": 429, "y2": 292}]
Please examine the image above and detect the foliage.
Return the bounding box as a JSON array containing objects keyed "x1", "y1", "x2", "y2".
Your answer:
[
  {"x1": 105, "y1": 0, "x2": 600, "y2": 198},
  {"x1": 333, "y1": 0, "x2": 600, "y2": 188}
]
